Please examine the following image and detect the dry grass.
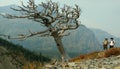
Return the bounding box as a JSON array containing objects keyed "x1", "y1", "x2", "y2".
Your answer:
[
  {"x1": 69, "y1": 47, "x2": 120, "y2": 62},
  {"x1": 22, "y1": 61, "x2": 43, "y2": 69},
  {"x1": 69, "y1": 52, "x2": 99, "y2": 62},
  {"x1": 105, "y1": 48, "x2": 120, "y2": 57}
]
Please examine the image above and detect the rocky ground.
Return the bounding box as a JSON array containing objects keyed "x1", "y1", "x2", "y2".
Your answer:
[{"x1": 43, "y1": 55, "x2": 120, "y2": 69}]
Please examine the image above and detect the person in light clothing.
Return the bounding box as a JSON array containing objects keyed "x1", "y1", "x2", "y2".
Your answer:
[{"x1": 109, "y1": 38, "x2": 115, "y2": 48}]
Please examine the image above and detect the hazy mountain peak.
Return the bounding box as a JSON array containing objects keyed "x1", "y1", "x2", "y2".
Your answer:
[{"x1": 90, "y1": 28, "x2": 120, "y2": 47}]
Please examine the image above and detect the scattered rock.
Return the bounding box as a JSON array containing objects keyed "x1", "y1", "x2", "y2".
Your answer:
[{"x1": 43, "y1": 55, "x2": 120, "y2": 69}]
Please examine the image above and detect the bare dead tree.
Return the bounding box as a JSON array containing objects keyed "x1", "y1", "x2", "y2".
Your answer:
[{"x1": 0, "y1": 0, "x2": 81, "y2": 62}]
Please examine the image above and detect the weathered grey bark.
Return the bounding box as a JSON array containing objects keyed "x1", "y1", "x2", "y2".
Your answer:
[{"x1": 53, "y1": 36, "x2": 68, "y2": 62}]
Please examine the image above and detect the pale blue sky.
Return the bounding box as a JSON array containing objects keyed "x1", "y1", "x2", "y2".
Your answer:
[{"x1": 0, "y1": 0, "x2": 120, "y2": 37}]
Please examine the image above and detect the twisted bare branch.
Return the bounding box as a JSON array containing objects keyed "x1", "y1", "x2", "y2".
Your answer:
[
  {"x1": 6, "y1": 29, "x2": 49, "y2": 40},
  {"x1": 0, "y1": 0, "x2": 81, "y2": 39}
]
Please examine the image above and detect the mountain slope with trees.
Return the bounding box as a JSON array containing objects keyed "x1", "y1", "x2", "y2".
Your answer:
[{"x1": 0, "y1": 37, "x2": 50, "y2": 69}]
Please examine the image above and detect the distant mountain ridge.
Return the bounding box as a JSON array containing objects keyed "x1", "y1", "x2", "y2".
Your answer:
[
  {"x1": 0, "y1": 5, "x2": 20, "y2": 15},
  {"x1": 91, "y1": 28, "x2": 120, "y2": 47},
  {"x1": 0, "y1": 5, "x2": 101, "y2": 58}
]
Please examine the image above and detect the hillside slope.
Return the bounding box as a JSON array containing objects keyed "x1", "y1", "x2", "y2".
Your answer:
[
  {"x1": 70, "y1": 47, "x2": 120, "y2": 62},
  {"x1": 43, "y1": 48, "x2": 120, "y2": 69},
  {"x1": 0, "y1": 37, "x2": 51, "y2": 69},
  {"x1": 0, "y1": 46, "x2": 23, "y2": 69}
]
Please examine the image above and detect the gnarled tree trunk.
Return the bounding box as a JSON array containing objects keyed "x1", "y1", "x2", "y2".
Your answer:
[{"x1": 53, "y1": 36, "x2": 69, "y2": 62}]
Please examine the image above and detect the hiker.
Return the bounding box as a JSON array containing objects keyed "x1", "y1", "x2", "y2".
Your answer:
[
  {"x1": 103, "y1": 38, "x2": 109, "y2": 50},
  {"x1": 109, "y1": 37, "x2": 115, "y2": 48}
]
